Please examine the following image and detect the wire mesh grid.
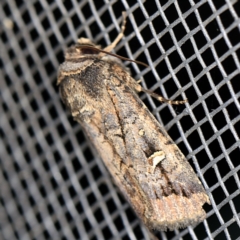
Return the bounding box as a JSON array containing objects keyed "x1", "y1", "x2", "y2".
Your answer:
[{"x1": 0, "y1": 0, "x2": 240, "y2": 239}]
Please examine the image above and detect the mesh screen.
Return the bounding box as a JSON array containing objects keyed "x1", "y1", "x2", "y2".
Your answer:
[{"x1": 1, "y1": 0, "x2": 240, "y2": 239}]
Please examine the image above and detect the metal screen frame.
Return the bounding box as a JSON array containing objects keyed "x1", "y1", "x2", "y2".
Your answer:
[{"x1": 1, "y1": 0, "x2": 240, "y2": 239}]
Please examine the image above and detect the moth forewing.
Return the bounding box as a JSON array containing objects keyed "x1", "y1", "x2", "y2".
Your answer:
[{"x1": 57, "y1": 12, "x2": 209, "y2": 231}]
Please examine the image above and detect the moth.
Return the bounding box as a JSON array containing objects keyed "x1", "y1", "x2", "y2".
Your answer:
[{"x1": 57, "y1": 12, "x2": 210, "y2": 231}]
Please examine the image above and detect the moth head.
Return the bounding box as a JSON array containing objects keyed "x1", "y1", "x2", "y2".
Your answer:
[
  {"x1": 77, "y1": 38, "x2": 102, "y2": 53},
  {"x1": 65, "y1": 37, "x2": 102, "y2": 60},
  {"x1": 77, "y1": 38, "x2": 101, "y2": 48},
  {"x1": 64, "y1": 38, "x2": 148, "y2": 68}
]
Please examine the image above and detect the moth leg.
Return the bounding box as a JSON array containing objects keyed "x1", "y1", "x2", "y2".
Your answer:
[
  {"x1": 141, "y1": 87, "x2": 188, "y2": 105},
  {"x1": 101, "y1": 11, "x2": 127, "y2": 53},
  {"x1": 132, "y1": 81, "x2": 187, "y2": 104}
]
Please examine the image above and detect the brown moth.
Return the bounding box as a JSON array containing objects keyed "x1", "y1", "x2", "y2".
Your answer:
[{"x1": 57, "y1": 12, "x2": 210, "y2": 231}]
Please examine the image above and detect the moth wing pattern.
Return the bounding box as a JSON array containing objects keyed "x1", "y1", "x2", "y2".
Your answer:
[{"x1": 58, "y1": 56, "x2": 210, "y2": 231}]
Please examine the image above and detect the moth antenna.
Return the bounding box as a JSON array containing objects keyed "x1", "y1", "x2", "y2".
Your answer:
[
  {"x1": 79, "y1": 45, "x2": 149, "y2": 67},
  {"x1": 80, "y1": 12, "x2": 148, "y2": 68}
]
